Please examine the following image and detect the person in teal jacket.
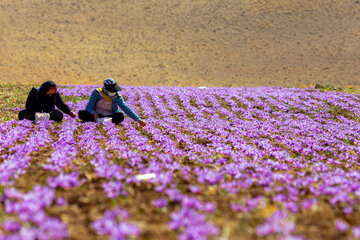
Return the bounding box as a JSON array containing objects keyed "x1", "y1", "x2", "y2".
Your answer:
[{"x1": 78, "y1": 78, "x2": 146, "y2": 126}]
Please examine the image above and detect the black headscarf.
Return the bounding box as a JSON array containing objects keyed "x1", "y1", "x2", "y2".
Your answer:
[{"x1": 38, "y1": 80, "x2": 57, "y2": 96}]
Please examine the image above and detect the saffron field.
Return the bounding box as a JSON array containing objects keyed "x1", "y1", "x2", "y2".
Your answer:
[{"x1": 1, "y1": 85, "x2": 360, "y2": 239}]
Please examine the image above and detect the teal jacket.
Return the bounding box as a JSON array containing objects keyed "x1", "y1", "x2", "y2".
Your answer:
[{"x1": 85, "y1": 89, "x2": 140, "y2": 121}]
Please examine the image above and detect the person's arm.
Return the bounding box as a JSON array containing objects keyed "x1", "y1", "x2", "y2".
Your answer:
[
  {"x1": 85, "y1": 90, "x2": 101, "y2": 114},
  {"x1": 114, "y1": 96, "x2": 140, "y2": 121},
  {"x1": 25, "y1": 88, "x2": 38, "y2": 113},
  {"x1": 55, "y1": 93, "x2": 71, "y2": 115}
]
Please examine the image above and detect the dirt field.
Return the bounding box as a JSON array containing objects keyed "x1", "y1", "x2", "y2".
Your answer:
[{"x1": 0, "y1": 0, "x2": 360, "y2": 88}]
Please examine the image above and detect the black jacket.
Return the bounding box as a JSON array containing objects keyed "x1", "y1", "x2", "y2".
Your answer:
[{"x1": 25, "y1": 81, "x2": 71, "y2": 114}]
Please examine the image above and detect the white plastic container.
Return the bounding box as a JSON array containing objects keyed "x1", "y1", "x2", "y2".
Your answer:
[
  {"x1": 35, "y1": 113, "x2": 50, "y2": 124},
  {"x1": 96, "y1": 117, "x2": 112, "y2": 124},
  {"x1": 135, "y1": 173, "x2": 156, "y2": 181}
]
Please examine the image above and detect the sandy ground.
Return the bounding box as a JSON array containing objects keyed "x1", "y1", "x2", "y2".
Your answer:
[{"x1": 0, "y1": 0, "x2": 359, "y2": 88}]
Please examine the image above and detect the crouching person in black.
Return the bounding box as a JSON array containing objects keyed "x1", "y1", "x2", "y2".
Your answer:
[{"x1": 18, "y1": 81, "x2": 76, "y2": 122}]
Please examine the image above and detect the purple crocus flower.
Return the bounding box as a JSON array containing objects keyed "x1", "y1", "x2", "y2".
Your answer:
[
  {"x1": 246, "y1": 196, "x2": 262, "y2": 211},
  {"x1": 196, "y1": 169, "x2": 224, "y2": 185},
  {"x1": 91, "y1": 208, "x2": 140, "y2": 239},
  {"x1": 102, "y1": 181, "x2": 127, "y2": 199},
  {"x1": 335, "y1": 219, "x2": 349, "y2": 232},
  {"x1": 189, "y1": 185, "x2": 200, "y2": 194},
  {"x1": 256, "y1": 210, "x2": 298, "y2": 238},
  {"x1": 56, "y1": 197, "x2": 67, "y2": 206},
  {"x1": 169, "y1": 207, "x2": 219, "y2": 239},
  {"x1": 301, "y1": 198, "x2": 317, "y2": 209},
  {"x1": 2, "y1": 219, "x2": 21, "y2": 232},
  {"x1": 2, "y1": 185, "x2": 68, "y2": 239},
  {"x1": 47, "y1": 171, "x2": 84, "y2": 189},
  {"x1": 352, "y1": 226, "x2": 360, "y2": 238},
  {"x1": 153, "y1": 198, "x2": 168, "y2": 208}
]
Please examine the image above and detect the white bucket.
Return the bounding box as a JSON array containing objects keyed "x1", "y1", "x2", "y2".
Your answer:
[
  {"x1": 35, "y1": 113, "x2": 50, "y2": 124},
  {"x1": 96, "y1": 117, "x2": 112, "y2": 124}
]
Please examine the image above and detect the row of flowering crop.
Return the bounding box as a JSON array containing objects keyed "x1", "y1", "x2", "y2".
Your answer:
[{"x1": 0, "y1": 85, "x2": 360, "y2": 239}]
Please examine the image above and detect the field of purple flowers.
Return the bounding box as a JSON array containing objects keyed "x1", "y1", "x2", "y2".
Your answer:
[{"x1": 1, "y1": 84, "x2": 360, "y2": 239}]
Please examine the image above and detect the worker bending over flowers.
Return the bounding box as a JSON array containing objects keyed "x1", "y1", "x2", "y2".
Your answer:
[
  {"x1": 19, "y1": 80, "x2": 76, "y2": 122},
  {"x1": 78, "y1": 78, "x2": 146, "y2": 126}
]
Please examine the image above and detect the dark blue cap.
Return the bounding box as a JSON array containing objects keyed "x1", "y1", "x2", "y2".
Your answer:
[{"x1": 103, "y1": 78, "x2": 122, "y2": 92}]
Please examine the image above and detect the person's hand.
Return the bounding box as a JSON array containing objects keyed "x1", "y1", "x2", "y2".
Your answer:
[
  {"x1": 69, "y1": 111, "x2": 76, "y2": 118},
  {"x1": 93, "y1": 113, "x2": 99, "y2": 122},
  {"x1": 138, "y1": 119, "x2": 146, "y2": 127}
]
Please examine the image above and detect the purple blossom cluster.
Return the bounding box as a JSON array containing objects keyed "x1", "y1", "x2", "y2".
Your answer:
[
  {"x1": 43, "y1": 120, "x2": 78, "y2": 172},
  {"x1": 231, "y1": 196, "x2": 263, "y2": 213},
  {"x1": 0, "y1": 120, "x2": 30, "y2": 153},
  {"x1": 169, "y1": 207, "x2": 219, "y2": 240},
  {"x1": 0, "y1": 121, "x2": 53, "y2": 185},
  {"x1": 1, "y1": 85, "x2": 360, "y2": 239},
  {"x1": 1, "y1": 186, "x2": 68, "y2": 239},
  {"x1": 91, "y1": 208, "x2": 140, "y2": 240},
  {"x1": 335, "y1": 219, "x2": 360, "y2": 238},
  {"x1": 256, "y1": 210, "x2": 302, "y2": 239},
  {"x1": 102, "y1": 180, "x2": 128, "y2": 199},
  {"x1": 47, "y1": 171, "x2": 85, "y2": 189}
]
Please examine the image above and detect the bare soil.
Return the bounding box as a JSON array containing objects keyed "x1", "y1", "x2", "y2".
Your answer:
[{"x1": 1, "y1": 0, "x2": 360, "y2": 88}]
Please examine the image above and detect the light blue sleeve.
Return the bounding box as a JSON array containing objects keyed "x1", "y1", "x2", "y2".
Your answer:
[
  {"x1": 85, "y1": 90, "x2": 101, "y2": 114},
  {"x1": 114, "y1": 96, "x2": 140, "y2": 121}
]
